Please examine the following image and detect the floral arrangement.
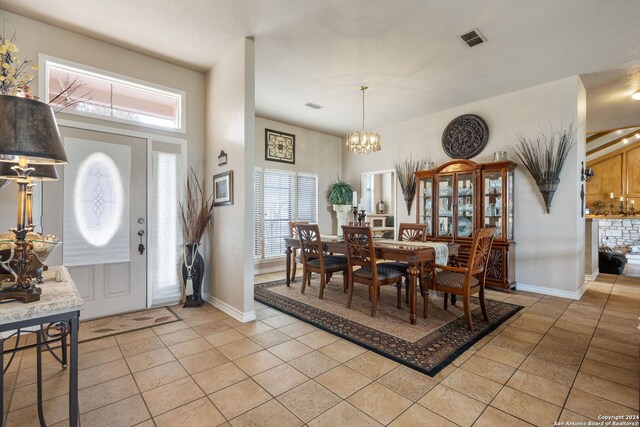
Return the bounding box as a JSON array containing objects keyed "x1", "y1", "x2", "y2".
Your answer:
[{"x1": 0, "y1": 35, "x2": 38, "y2": 98}]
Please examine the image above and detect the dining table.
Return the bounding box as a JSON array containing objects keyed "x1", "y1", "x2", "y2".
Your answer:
[{"x1": 284, "y1": 235, "x2": 459, "y2": 325}]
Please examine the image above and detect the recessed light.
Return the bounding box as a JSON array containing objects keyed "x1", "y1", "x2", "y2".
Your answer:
[
  {"x1": 632, "y1": 91, "x2": 640, "y2": 100},
  {"x1": 623, "y1": 138, "x2": 629, "y2": 144}
]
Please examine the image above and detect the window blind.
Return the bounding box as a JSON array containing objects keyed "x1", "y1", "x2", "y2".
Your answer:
[
  {"x1": 263, "y1": 169, "x2": 295, "y2": 258},
  {"x1": 253, "y1": 168, "x2": 263, "y2": 259},
  {"x1": 253, "y1": 168, "x2": 318, "y2": 260},
  {"x1": 297, "y1": 173, "x2": 317, "y2": 223}
]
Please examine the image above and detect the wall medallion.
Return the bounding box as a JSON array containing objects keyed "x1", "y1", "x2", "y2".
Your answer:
[{"x1": 441, "y1": 114, "x2": 489, "y2": 159}]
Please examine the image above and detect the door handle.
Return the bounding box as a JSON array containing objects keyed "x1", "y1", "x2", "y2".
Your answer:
[{"x1": 137, "y1": 230, "x2": 145, "y2": 255}]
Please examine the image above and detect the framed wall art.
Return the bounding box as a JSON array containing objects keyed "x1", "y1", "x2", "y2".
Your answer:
[
  {"x1": 265, "y1": 128, "x2": 295, "y2": 164},
  {"x1": 213, "y1": 170, "x2": 233, "y2": 206}
]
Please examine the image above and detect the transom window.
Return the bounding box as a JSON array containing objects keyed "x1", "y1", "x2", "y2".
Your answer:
[
  {"x1": 254, "y1": 168, "x2": 318, "y2": 259},
  {"x1": 40, "y1": 55, "x2": 185, "y2": 132}
]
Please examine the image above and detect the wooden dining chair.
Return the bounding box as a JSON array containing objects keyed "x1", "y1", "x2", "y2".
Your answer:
[
  {"x1": 289, "y1": 221, "x2": 309, "y2": 281},
  {"x1": 427, "y1": 227, "x2": 496, "y2": 331},
  {"x1": 342, "y1": 225, "x2": 404, "y2": 317},
  {"x1": 296, "y1": 224, "x2": 349, "y2": 299},
  {"x1": 378, "y1": 223, "x2": 429, "y2": 304}
]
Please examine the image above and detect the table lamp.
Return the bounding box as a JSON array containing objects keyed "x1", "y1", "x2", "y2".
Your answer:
[
  {"x1": 0, "y1": 162, "x2": 58, "y2": 228},
  {"x1": 0, "y1": 95, "x2": 67, "y2": 302}
]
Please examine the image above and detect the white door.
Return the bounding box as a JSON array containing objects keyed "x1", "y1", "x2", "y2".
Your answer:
[{"x1": 45, "y1": 127, "x2": 147, "y2": 319}]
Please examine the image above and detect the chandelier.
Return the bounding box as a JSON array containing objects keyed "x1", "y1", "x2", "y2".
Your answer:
[{"x1": 346, "y1": 86, "x2": 381, "y2": 154}]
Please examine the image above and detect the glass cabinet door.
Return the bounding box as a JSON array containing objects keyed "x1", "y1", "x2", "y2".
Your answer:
[
  {"x1": 507, "y1": 170, "x2": 514, "y2": 240},
  {"x1": 437, "y1": 175, "x2": 454, "y2": 237},
  {"x1": 419, "y1": 177, "x2": 433, "y2": 235},
  {"x1": 483, "y1": 171, "x2": 503, "y2": 239},
  {"x1": 456, "y1": 173, "x2": 474, "y2": 239}
]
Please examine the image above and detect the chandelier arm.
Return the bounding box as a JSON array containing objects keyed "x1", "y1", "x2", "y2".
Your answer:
[{"x1": 362, "y1": 88, "x2": 365, "y2": 130}]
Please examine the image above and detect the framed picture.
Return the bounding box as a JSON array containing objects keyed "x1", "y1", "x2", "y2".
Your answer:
[
  {"x1": 265, "y1": 128, "x2": 295, "y2": 164},
  {"x1": 213, "y1": 171, "x2": 233, "y2": 206}
]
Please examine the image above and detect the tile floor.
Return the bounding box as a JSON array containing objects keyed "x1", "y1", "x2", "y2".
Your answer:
[{"x1": 2, "y1": 270, "x2": 638, "y2": 426}]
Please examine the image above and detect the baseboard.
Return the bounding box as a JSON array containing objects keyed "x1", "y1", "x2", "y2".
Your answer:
[
  {"x1": 584, "y1": 268, "x2": 599, "y2": 282},
  {"x1": 517, "y1": 282, "x2": 587, "y2": 300},
  {"x1": 254, "y1": 264, "x2": 286, "y2": 275},
  {"x1": 204, "y1": 294, "x2": 256, "y2": 323}
]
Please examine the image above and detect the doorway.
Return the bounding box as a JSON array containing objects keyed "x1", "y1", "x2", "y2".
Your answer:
[{"x1": 42, "y1": 124, "x2": 185, "y2": 319}]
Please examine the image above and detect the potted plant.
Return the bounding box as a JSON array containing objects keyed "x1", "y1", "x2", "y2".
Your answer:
[
  {"x1": 180, "y1": 168, "x2": 213, "y2": 307},
  {"x1": 327, "y1": 177, "x2": 354, "y2": 237}
]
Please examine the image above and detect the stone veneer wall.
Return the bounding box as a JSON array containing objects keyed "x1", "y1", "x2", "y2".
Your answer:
[{"x1": 598, "y1": 218, "x2": 640, "y2": 264}]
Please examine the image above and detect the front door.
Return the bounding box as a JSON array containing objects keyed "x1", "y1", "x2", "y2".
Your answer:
[{"x1": 45, "y1": 126, "x2": 147, "y2": 319}]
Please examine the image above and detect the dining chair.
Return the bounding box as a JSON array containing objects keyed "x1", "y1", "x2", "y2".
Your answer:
[
  {"x1": 289, "y1": 221, "x2": 309, "y2": 282},
  {"x1": 427, "y1": 227, "x2": 496, "y2": 331},
  {"x1": 342, "y1": 225, "x2": 404, "y2": 317},
  {"x1": 378, "y1": 223, "x2": 429, "y2": 304},
  {"x1": 296, "y1": 224, "x2": 349, "y2": 299}
]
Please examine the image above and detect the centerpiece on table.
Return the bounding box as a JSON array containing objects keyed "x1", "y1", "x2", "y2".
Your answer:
[
  {"x1": 327, "y1": 177, "x2": 354, "y2": 238},
  {"x1": 180, "y1": 168, "x2": 213, "y2": 308}
]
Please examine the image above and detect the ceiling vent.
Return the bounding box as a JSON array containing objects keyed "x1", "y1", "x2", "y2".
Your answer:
[
  {"x1": 305, "y1": 102, "x2": 323, "y2": 109},
  {"x1": 460, "y1": 28, "x2": 487, "y2": 47}
]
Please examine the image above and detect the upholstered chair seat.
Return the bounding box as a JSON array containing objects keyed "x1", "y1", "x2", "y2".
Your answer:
[
  {"x1": 308, "y1": 255, "x2": 348, "y2": 270},
  {"x1": 434, "y1": 271, "x2": 479, "y2": 289},
  {"x1": 353, "y1": 266, "x2": 404, "y2": 281}
]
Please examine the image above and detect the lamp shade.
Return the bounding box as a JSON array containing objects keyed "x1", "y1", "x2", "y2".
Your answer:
[
  {"x1": 0, "y1": 162, "x2": 58, "y2": 181},
  {"x1": 0, "y1": 96, "x2": 67, "y2": 164}
]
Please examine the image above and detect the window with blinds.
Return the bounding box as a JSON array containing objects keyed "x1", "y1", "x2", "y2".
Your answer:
[{"x1": 254, "y1": 168, "x2": 318, "y2": 260}]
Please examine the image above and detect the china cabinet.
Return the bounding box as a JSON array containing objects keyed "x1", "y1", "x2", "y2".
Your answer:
[{"x1": 416, "y1": 159, "x2": 517, "y2": 291}]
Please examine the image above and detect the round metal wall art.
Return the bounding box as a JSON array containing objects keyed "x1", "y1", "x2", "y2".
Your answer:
[{"x1": 441, "y1": 114, "x2": 489, "y2": 159}]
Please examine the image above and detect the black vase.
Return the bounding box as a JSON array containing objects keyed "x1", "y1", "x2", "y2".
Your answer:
[{"x1": 182, "y1": 243, "x2": 205, "y2": 308}]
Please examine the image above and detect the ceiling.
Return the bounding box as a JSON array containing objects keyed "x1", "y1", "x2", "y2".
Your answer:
[
  {"x1": 586, "y1": 125, "x2": 640, "y2": 162},
  {"x1": 4, "y1": 0, "x2": 640, "y2": 136}
]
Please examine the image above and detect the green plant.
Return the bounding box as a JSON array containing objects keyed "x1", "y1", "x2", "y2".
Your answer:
[{"x1": 327, "y1": 176, "x2": 354, "y2": 205}]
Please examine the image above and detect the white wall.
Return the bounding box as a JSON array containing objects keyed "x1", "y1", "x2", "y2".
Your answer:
[
  {"x1": 343, "y1": 76, "x2": 586, "y2": 297},
  {"x1": 254, "y1": 117, "x2": 342, "y2": 274},
  {"x1": 205, "y1": 38, "x2": 256, "y2": 321},
  {"x1": 0, "y1": 12, "x2": 206, "y2": 265},
  {"x1": 255, "y1": 117, "x2": 343, "y2": 234}
]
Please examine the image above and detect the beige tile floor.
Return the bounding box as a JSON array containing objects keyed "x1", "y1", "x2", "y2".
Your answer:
[{"x1": 2, "y1": 269, "x2": 638, "y2": 426}]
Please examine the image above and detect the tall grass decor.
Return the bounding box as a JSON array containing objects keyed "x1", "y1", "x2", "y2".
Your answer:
[
  {"x1": 179, "y1": 168, "x2": 213, "y2": 307},
  {"x1": 394, "y1": 156, "x2": 427, "y2": 215},
  {"x1": 180, "y1": 168, "x2": 214, "y2": 244},
  {"x1": 513, "y1": 124, "x2": 575, "y2": 214}
]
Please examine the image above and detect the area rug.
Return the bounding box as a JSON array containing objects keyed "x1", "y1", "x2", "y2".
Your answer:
[
  {"x1": 78, "y1": 307, "x2": 181, "y2": 342},
  {"x1": 255, "y1": 276, "x2": 523, "y2": 376}
]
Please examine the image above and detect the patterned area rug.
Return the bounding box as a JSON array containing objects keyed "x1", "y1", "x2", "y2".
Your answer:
[
  {"x1": 255, "y1": 276, "x2": 522, "y2": 376},
  {"x1": 78, "y1": 307, "x2": 181, "y2": 342}
]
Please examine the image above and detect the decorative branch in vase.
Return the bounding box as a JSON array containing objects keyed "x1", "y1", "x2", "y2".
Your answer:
[
  {"x1": 513, "y1": 124, "x2": 575, "y2": 214},
  {"x1": 394, "y1": 156, "x2": 427, "y2": 215},
  {"x1": 180, "y1": 168, "x2": 213, "y2": 307}
]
